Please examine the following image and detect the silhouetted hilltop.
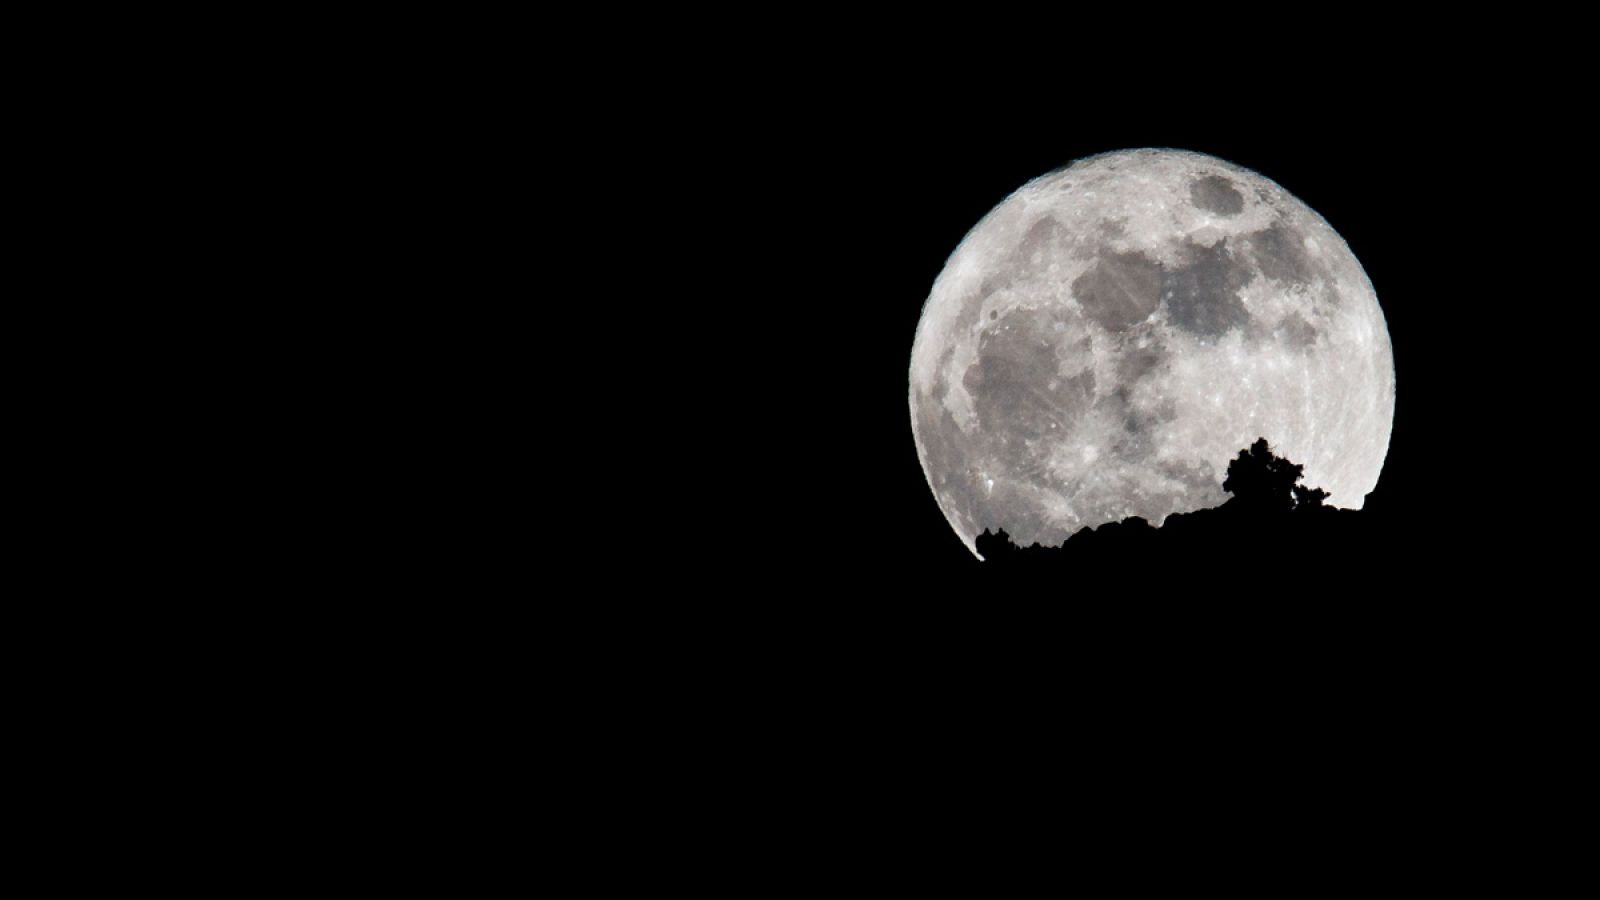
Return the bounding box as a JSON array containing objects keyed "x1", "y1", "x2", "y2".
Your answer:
[{"x1": 975, "y1": 439, "x2": 1380, "y2": 579}]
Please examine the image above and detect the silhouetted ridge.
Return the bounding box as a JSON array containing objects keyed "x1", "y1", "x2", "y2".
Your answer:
[{"x1": 975, "y1": 438, "x2": 1372, "y2": 571}]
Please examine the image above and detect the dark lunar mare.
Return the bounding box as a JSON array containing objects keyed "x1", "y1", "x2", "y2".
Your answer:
[
  {"x1": 962, "y1": 306, "x2": 1095, "y2": 475},
  {"x1": 1275, "y1": 312, "x2": 1319, "y2": 349},
  {"x1": 1162, "y1": 239, "x2": 1254, "y2": 338},
  {"x1": 1072, "y1": 251, "x2": 1163, "y2": 332},
  {"x1": 1245, "y1": 221, "x2": 1320, "y2": 287},
  {"x1": 1189, "y1": 175, "x2": 1245, "y2": 215}
]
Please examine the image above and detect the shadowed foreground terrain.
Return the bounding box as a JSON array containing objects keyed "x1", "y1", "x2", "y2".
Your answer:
[{"x1": 975, "y1": 439, "x2": 1386, "y2": 585}]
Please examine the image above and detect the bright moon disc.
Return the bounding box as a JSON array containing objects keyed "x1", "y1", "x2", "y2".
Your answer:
[{"x1": 909, "y1": 149, "x2": 1394, "y2": 557}]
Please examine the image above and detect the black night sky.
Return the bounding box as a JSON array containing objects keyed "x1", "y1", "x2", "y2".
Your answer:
[
  {"x1": 711, "y1": 92, "x2": 1550, "y2": 596},
  {"x1": 431, "y1": 31, "x2": 1590, "y2": 860},
  {"x1": 528, "y1": 30, "x2": 1589, "y2": 866},
  {"x1": 68, "y1": 21, "x2": 1589, "y2": 869},
  {"x1": 618, "y1": 45, "x2": 1589, "y2": 712}
]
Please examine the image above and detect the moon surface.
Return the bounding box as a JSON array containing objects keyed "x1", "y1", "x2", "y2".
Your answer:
[{"x1": 909, "y1": 149, "x2": 1394, "y2": 557}]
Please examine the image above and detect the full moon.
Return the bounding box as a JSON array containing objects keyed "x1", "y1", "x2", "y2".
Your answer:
[{"x1": 909, "y1": 149, "x2": 1394, "y2": 557}]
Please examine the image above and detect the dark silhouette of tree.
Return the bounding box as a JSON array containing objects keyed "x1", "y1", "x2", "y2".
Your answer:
[
  {"x1": 1222, "y1": 438, "x2": 1327, "y2": 512},
  {"x1": 1292, "y1": 483, "x2": 1329, "y2": 510}
]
